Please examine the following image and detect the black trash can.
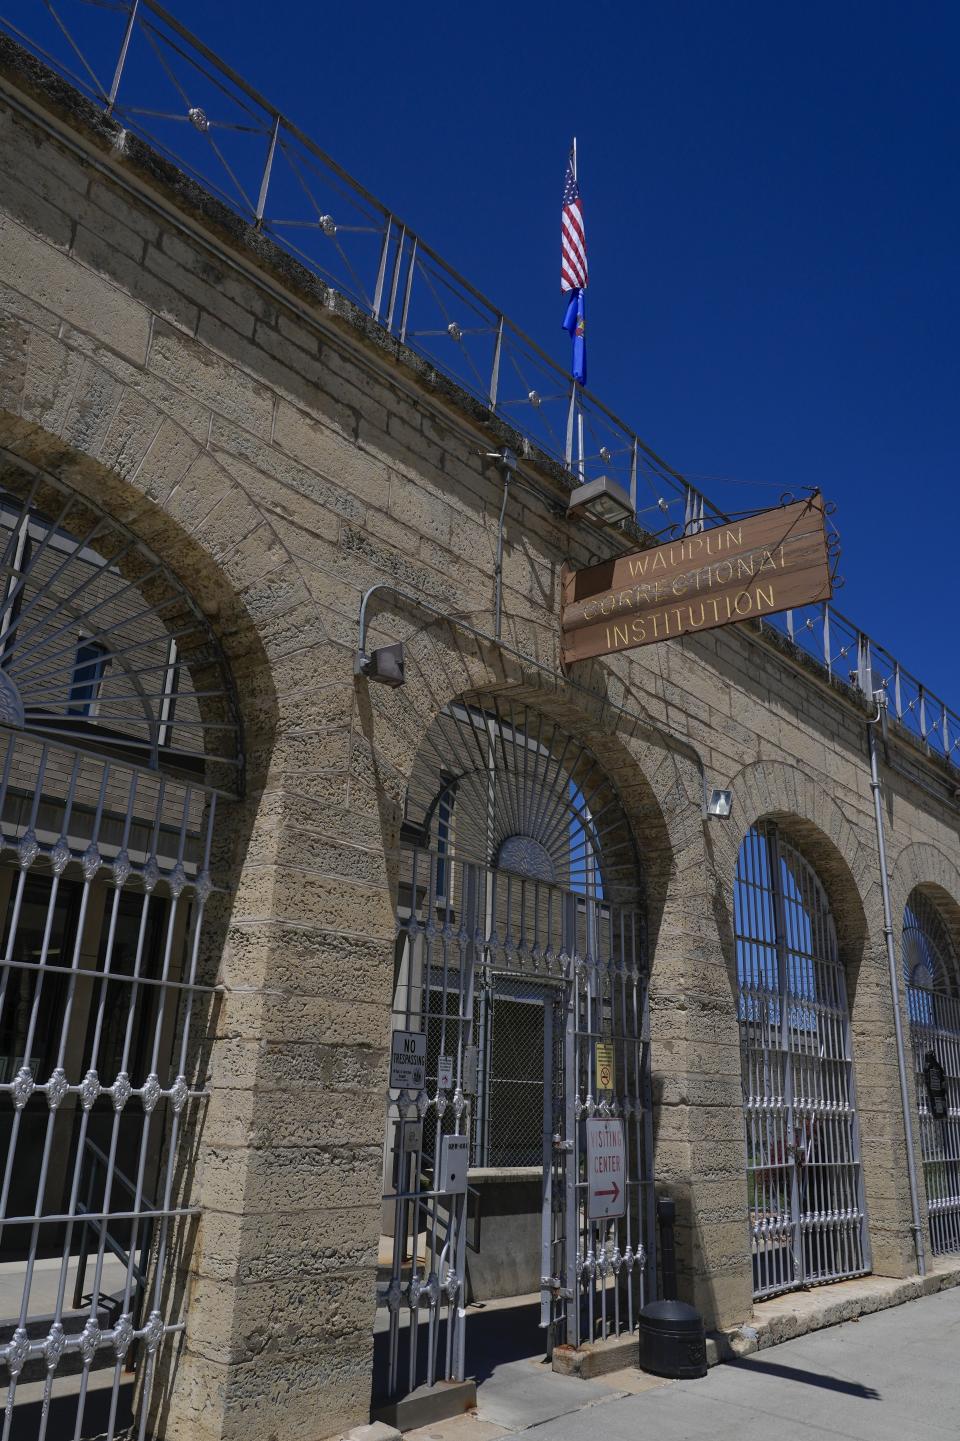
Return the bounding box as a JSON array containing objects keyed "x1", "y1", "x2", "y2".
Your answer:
[
  {"x1": 637, "y1": 1194, "x2": 708, "y2": 1379},
  {"x1": 637, "y1": 1298, "x2": 708, "y2": 1379}
]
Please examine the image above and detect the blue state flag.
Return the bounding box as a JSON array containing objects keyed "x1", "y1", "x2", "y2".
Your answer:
[{"x1": 562, "y1": 288, "x2": 587, "y2": 386}]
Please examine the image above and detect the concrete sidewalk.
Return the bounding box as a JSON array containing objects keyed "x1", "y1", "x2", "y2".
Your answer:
[{"x1": 407, "y1": 1284, "x2": 960, "y2": 1440}]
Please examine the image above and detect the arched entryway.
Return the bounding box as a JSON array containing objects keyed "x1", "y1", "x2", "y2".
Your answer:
[
  {"x1": 734, "y1": 820, "x2": 869, "y2": 1299},
  {"x1": 0, "y1": 464, "x2": 240, "y2": 1439},
  {"x1": 374, "y1": 696, "x2": 653, "y2": 1406},
  {"x1": 902, "y1": 887, "x2": 960, "y2": 1256}
]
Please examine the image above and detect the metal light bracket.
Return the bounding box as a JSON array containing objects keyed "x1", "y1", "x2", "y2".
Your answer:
[{"x1": 355, "y1": 641, "x2": 405, "y2": 687}]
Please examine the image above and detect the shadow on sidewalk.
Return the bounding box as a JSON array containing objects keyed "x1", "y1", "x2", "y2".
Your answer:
[{"x1": 726, "y1": 1356, "x2": 880, "y2": 1400}]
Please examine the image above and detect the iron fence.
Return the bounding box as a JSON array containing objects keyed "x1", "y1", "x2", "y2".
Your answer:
[{"x1": 2, "y1": 0, "x2": 959, "y2": 776}]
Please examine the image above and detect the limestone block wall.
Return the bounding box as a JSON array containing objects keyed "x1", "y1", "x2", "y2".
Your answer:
[{"x1": 0, "y1": 45, "x2": 959, "y2": 1439}]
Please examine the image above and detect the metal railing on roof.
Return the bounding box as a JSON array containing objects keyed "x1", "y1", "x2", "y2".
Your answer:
[
  {"x1": 1, "y1": 0, "x2": 958, "y2": 778},
  {"x1": 0, "y1": 0, "x2": 690, "y2": 515}
]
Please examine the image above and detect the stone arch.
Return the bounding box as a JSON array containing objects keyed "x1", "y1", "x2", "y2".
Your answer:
[
  {"x1": 354, "y1": 609, "x2": 759, "y2": 1328},
  {"x1": 351, "y1": 602, "x2": 705, "y2": 961},
  {"x1": 709, "y1": 759, "x2": 876, "y2": 1009},
  {"x1": 713, "y1": 758, "x2": 919, "y2": 1279},
  {"x1": 0, "y1": 351, "x2": 299, "y2": 1437},
  {"x1": 371, "y1": 644, "x2": 683, "y2": 1390},
  {"x1": 889, "y1": 842, "x2": 960, "y2": 1257},
  {"x1": 891, "y1": 842, "x2": 960, "y2": 974},
  {"x1": 0, "y1": 388, "x2": 289, "y2": 987},
  {"x1": 0, "y1": 328, "x2": 289, "y2": 772},
  {"x1": 0, "y1": 405, "x2": 286, "y2": 925}
]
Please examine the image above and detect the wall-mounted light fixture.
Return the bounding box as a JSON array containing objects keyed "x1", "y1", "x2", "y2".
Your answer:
[
  {"x1": 706, "y1": 788, "x2": 733, "y2": 818},
  {"x1": 567, "y1": 475, "x2": 634, "y2": 526},
  {"x1": 355, "y1": 641, "x2": 405, "y2": 688}
]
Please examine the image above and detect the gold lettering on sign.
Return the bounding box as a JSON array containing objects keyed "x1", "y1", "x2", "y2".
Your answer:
[
  {"x1": 563, "y1": 542, "x2": 800, "y2": 634},
  {"x1": 605, "y1": 584, "x2": 778, "y2": 656},
  {"x1": 625, "y1": 523, "x2": 746, "y2": 579}
]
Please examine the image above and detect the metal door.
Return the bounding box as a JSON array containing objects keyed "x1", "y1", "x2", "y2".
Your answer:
[
  {"x1": 541, "y1": 887, "x2": 653, "y2": 1352},
  {"x1": 735, "y1": 821, "x2": 869, "y2": 1299},
  {"x1": 902, "y1": 890, "x2": 960, "y2": 1255},
  {"x1": 375, "y1": 700, "x2": 653, "y2": 1404},
  {"x1": 0, "y1": 466, "x2": 239, "y2": 1439}
]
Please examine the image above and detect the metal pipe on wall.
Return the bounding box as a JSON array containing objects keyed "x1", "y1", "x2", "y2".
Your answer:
[
  {"x1": 493, "y1": 455, "x2": 514, "y2": 642},
  {"x1": 867, "y1": 699, "x2": 926, "y2": 1277}
]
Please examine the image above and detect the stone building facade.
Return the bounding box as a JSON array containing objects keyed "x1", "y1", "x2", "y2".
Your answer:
[{"x1": 0, "y1": 24, "x2": 959, "y2": 1441}]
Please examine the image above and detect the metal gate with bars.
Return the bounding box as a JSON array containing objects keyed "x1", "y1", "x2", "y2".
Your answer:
[
  {"x1": 903, "y1": 889, "x2": 960, "y2": 1255},
  {"x1": 0, "y1": 462, "x2": 239, "y2": 1440},
  {"x1": 376, "y1": 700, "x2": 654, "y2": 1403},
  {"x1": 423, "y1": 970, "x2": 557, "y2": 1170},
  {"x1": 735, "y1": 821, "x2": 869, "y2": 1299}
]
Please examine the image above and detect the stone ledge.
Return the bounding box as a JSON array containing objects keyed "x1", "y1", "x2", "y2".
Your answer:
[
  {"x1": 552, "y1": 1333, "x2": 638, "y2": 1379},
  {"x1": 724, "y1": 1259, "x2": 960, "y2": 1358},
  {"x1": 553, "y1": 1262, "x2": 960, "y2": 1381}
]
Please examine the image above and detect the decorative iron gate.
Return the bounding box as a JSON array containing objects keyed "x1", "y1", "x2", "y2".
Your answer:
[
  {"x1": 903, "y1": 890, "x2": 960, "y2": 1255},
  {"x1": 735, "y1": 821, "x2": 869, "y2": 1299},
  {"x1": 0, "y1": 462, "x2": 239, "y2": 1440},
  {"x1": 376, "y1": 700, "x2": 653, "y2": 1402}
]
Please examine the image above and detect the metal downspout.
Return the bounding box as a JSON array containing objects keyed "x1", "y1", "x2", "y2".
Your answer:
[
  {"x1": 492, "y1": 449, "x2": 516, "y2": 641},
  {"x1": 867, "y1": 700, "x2": 926, "y2": 1276}
]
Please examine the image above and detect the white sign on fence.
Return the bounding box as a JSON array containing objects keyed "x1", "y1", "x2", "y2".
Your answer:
[
  {"x1": 585, "y1": 1117, "x2": 627, "y2": 1220},
  {"x1": 437, "y1": 1134, "x2": 469, "y2": 1195},
  {"x1": 402, "y1": 1122, "x2": 423, "y2": 1154},
  {"x1": 389, "y1": 1029, "x2": 426, "y2": 1090},
  {"x1": 437, "y1": 1055, "x2": 454, "y2": 1090}
]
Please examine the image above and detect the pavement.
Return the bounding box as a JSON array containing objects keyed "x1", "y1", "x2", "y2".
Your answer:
[
  {"x1": 406, "y1": 1284, "x2": 960, "y2": 1441},
  {"x1": 0, "y1": 1252, "x2": 128, "y2": 1320}
]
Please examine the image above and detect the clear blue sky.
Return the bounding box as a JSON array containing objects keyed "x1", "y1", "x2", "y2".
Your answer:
[{"x1": 39, "y1": 3, "x2": 960, "y2": 697}]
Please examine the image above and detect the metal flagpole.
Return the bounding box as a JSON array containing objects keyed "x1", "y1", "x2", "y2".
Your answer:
[{"x1": 572, "y1": 137, "x2": 586, "y2": 481}]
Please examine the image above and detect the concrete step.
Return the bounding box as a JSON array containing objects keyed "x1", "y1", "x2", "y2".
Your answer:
[{"x1": 6, "y1": 1368, "x2": 133, "y2": 1441}]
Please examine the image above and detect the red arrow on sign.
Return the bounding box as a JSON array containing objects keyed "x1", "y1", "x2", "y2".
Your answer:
[{"x1": 595, "y1": 1180, "x2": 620, "y2": 1203}]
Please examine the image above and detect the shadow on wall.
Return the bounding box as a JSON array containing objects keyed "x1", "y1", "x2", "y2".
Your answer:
[{"x1": 371, "y1": 1299, "x2": 546, "y2": 1400}]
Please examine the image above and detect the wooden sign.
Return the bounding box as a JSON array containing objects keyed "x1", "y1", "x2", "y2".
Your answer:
[{"x1": 561, "y1": 495, "x2": 832, "y2": 665}]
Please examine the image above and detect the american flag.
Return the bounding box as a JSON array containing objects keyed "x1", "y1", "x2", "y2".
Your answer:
[{"x1": 561, "y1": 150, "x2": 587, "y2": 292}]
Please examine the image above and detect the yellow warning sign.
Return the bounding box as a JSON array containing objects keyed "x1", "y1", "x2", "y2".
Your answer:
[{"x1": 595, "y1": 1043, "x2": 615, "y2": 1093}]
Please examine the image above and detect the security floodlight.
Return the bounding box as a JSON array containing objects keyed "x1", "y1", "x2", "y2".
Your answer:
[
  {"x1": 706, "y1": 789, "x2": 733, "y2": 819},
  {"x1": 567, "y1": 475, "x2": 634, "y2": 526},
  {"x1": 355, "y1": 641, "x2": 405, "y2": 688}
]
